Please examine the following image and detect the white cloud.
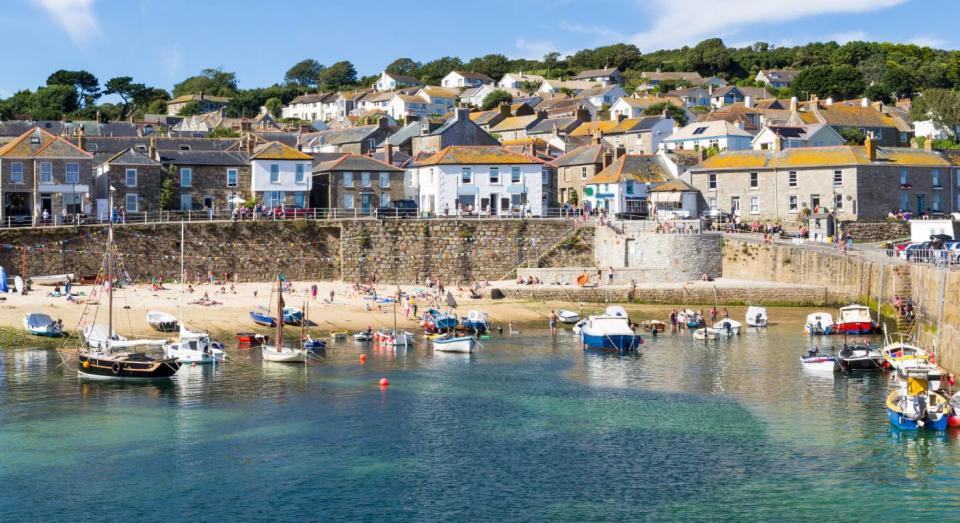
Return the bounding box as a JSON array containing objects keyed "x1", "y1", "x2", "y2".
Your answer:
[
  {"x1": 514, "y1": 38, "x2": 568, "y2": 60},
  {"x1": 908, "y1": 34, "x2": 947, "y2": 48},
  {"x1": 35, "y1": 0, "x2": 100, "y2": 44},
  {"x1": 627, "y1": 0, "x2": 906, "y2": 51}
]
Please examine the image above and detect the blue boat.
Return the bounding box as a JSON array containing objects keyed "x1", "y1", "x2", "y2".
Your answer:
[
  {"x1": 249, "y1": 311, "x2": 276, "y2": 327},
  {"x1": 580, "y1": 306, "x2": 643, "y2": 353},
  {"x1": 461, "y1": 311, "x2": 489, "y2": 334},
  {"x1": 303, "y1": 338, "x2": 326, "y2": 350},
  {"x1": 422, "y1": 309, "x2": 458, "y2": 332},
  {"x1": 886, "y1": 369, "x2": 952, "y2": 431},
  {"x1": 283, "y1": 307, "x2": 304, "y2": 326}
]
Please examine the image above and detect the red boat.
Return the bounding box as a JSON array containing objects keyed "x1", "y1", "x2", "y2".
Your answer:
[
  {"x1": 834, "y1": 305, "x2": 877, "y2": 335},
  {"x1": 236, "y1": 332, "x2": 267, "y2": 346}
]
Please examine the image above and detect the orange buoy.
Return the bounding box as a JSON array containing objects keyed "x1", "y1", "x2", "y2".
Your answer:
[
  {"x1": 359, "y1": 354, "x2": 367, "y2": 364},
  {"x1": 379, "y1": 377, "x2": 389, "y2": 387}
]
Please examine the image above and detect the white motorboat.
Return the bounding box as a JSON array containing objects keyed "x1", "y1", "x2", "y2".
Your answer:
[
  {"x1": 800, "y1": 348, "x2": 838, "y2": 373},
  {"x1": 24, "y1": 313, "x2": 63, "y2": 337},
  {"x1": 146, "y1": 310, "x2": 178, "y2": 332},
  {"x1": 804, "y1": 312, "x2": 834, "y2": 335},
  {"x1": 745, "y1": 306, "x2": 768, "y2": 327},
  {"x1": 353, "y1": 331, "x2": 373, "y2": 342},
  {"x1": 433, "y1": 335, "x2": 477, "y2": 353},
  {"x1": 31, "y1": 273, "x2": 74, "y2": 286},
  {"x1": 713, "y1": 319, "x2": 741, "y2": 336},
  {"x1": 693, "y1": 327, "x2": 721, "y2": 341},
  {"x1": 880, "y1": 341, "x2": 929, "y2": 372},
  {"x1": 580, "y1": 306, "x2": 642, "y2": 352},
  {"x1": 375, "y1": 330, "x2": 415, "y2": 347},
  {"x1": 557, "y1": 309, "x2": 580, "y2": 324},
  {"x1": 165, "y1": 328, "x2": 224, "y2": 364}
]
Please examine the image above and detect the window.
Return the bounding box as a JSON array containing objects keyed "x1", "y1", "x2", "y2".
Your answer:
[
  {"x1": 541, "y1": 169, "x2": 548, "y2": 185},
  {"x1": 343, "y1": 172, "x2": 354, "y2": 187},
  {"x1": 11, "y1": 162, "x2": 23, "y2": 183},
  {"x1": 708, "y1": 197, "x2": 717, "y2": 208},
  {"x1": 788, "y1": 171, "x2": 797, "y2": 188},
  {"x1": 361, "y1": 172, "x2": 371, "y2": 187},
  {"x1": 625, "y1": 183, "x2": 633, "y2": 195},
  {"x1": 180, "y1": 168, "x2": 192, "y2": 187},
  {"x1": 227, "y1": 169, "x2": 238, "y2": 187},
  {"x1": 900, "y1": 132, "x2": 908, "y2": 143},
  {"x1": 749, "y1": 172, "x2": 758, "y2": 189},
  {"x1": 833, "y1": 170, "x2": 843, "y2": 186},
  {"x1": 461, "y1": 167, "x2": 472, "y2": 184},
  {"x1": 380, "y1": 192, "x2": 390, "y2": 206},
  {"x1": 125, "y1": 193, "x2": 138, "y2": 212},
  {"x1": 379, "y1": 172, "x2": 390, "y2": 188},
  {"x1": 834, "y1": 193, "x2": 843, "y2": 211},
  {"x1": 692, "y1": 126, "x2": 708, "y2": 135},
  {"x1": 581, "y1": 166, "x2": 588, "y2": 180},
  {"x1": 900, "y1": 168, "x2": 909, "y2": 185},
  {"x1": 788, "y1": 195, "x2": 798, "y2": 212},
  {"x1": 343, "y1": 193, "x2": 354, "y2": 209},
  {"x1": 932, "y1": 169, "x2": 942, "y2": 188},
  {"x1": 708, "y1": 173, "x2": 717, "y2": 190},
  {"x1": 902, "y1": 192, "x2": 910, "y2": 212},
  {"x1": 40, "y1": 162, "x2": 53, "y2": 184},
  {"x1": 489, "y1": 167, "x2": 499, "y2": 184},
  {"x1": 730, "y1": 196, "x2": 740, "y2": 213},
  {"x1": 750, "y1": 196, "x2": 760, "y2": 214},
  {"x1": 293, "y1": 192, "x2": 305, "y2": 208},
  {"x1": 810, "y1": 194, "x2": 821, "y2": 210},
  {"x1": 295, "y1": 164, "x2": 305, "y2": 184},
  {"x1": 66, "y1": 163, "x2": 80, "y2": 184},
  {"x1": 933, "y1": 193, "x2": 942, "y2": 212},
  {"x1": 125, "y1": 168, "x2": 137, "y2": 187},
  {"x1": 511, "y1": 167, "x2": 521, "y2": 184},
  {"x1": 270, "y1": 164, "x2": 280, "y2": 184}
]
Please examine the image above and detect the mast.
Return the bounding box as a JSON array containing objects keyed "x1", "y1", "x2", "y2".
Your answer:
[
  {"x1": 300, "y1": 300, "x2": 307, "y2": 349},
  {"x1": 107, "y1": 188, "x2": 114, "y2": 345},
  {"x1": 179, "y1": 221, "x2": 185, "y2": 330},
  {"x1": 275, "y1": 277, "x2": 283, "y2": 351}
]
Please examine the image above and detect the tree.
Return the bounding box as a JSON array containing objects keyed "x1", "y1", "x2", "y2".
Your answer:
[
  {"x1": 159, "y1": 176, "x2": 176, "y2": 210},
  {"x1": 318, "y1": 61, "x2": 357, "y2": 90},
  {"x1": 863, "y1": 83, "x2": 892, "y2": 104},
  {"x1": 543, "y1": 52, "x2": 561, "y2": 77},
  {"x1": 208, "y1": 127, "x2": 239, "y2": 138},
  {"x1": 0, "y1": 90, "x2": 33, "y2": 119},
  {"x1": 385, "y1": 58, "x2": 421, "y2": 77},
  {"x1": 27, "y1": 85, "x2": 79, "y2": 120},
  {"x1": 173, "y1": 68, "x2": 238, "y2": 97},
  {"x1": 792, "y1": 64, "x2": 864, "y2": 100},
  {"x1": 103, "y1": 76, "x2": 151, "y2": 119},
  {"x1": 883, "y1": 65, "x2": 915, "y2": 99},
  {"x1": 419, "y1": 56, "x2": 464, "y2": 85},
  {"x1": 687, "y1": 38, "x2": 731, "y2": 76},
  {"x1": 177, "y1": 101, "x2": 203, "y2": 116},
  {"x1": 284, "y1": 59, "x2": 324, "y2": 88},
  {"x1": 481, "y1": 89, "x2": 513, "y2": 111},
  {"x1": 264, "y1": 97, "x2": 283, "y2": 117},
  {"x1": 464, "y1": 54, "x2": 511, "y2": 81},
  {"x1": 840, "y1": 127, "x2": 867, "y2": 145},
  {"x1": 643, "y1": 102, "x2": 688, "y2": 126},
  {"x1": 46, "y1": 69, "x2": 100, "y2": 108},
  {"x1": 910, "y1": 88, "x2": 960, "y2": 137}
]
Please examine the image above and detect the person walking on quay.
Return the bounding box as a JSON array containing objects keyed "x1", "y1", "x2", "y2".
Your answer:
[
  {"x1": 596, "y1": 265, "x2": 602, "y2": 285},
  {"x1": 549, "y1": 310, "x2": 558, "y2": 335},
  {"x1": 607, "y1": 266, "x2": 614, "y2": 286}
]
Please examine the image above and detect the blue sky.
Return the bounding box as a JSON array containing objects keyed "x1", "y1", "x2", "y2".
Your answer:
[{"x1": 1, "y1": 0, "x2": 957, "y2": 97}]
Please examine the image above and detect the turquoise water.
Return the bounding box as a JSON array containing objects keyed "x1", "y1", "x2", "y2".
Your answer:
[{"x1": 2, "y1": 322, "x2": 960, "y2": 521}]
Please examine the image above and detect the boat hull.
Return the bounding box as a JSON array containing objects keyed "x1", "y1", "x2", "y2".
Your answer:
[
  {"x1": 800, "y1": 356, "x2": 837, "y2": 373},
  {"x1": 835, "y1": 322, "x2": 876, "y2": 335},
  {"x1": 249, "y1": 312, "x2": 276, "y2": 327},
  {"x1": 581, "y1": 332, "x2": 642, "y2": 353},
  {"x1": 77, "y1": 354, "x2": 181, "y2": 379},
  {"x1": 433, "y1": 336, "x2": 477, "y2": 353},
  {"x1": 261, "y1": 346, "x2": 306, "y2": 363},
  {"x1": 887, "y1": 407, "x2": 950, "y2": 431}
]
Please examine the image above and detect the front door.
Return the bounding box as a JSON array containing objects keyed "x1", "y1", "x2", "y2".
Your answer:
[
  {"x1": 489, "y1": 192, "x2": 498, "y2": 214},
  {"x1": 917, "y1": 194, "x2": 926, "y2": 214},
  {"x1": 361, "y1": 193, "x2": 372, "y2": 213},
  {"x1": 41, "y1": 195, "x2": 52, "y2": 214},
  {"x1": 730, "y1": 196, "x2": 740, "y2": 216}
]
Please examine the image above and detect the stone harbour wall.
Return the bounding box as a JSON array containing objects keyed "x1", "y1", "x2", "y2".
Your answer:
[
  {"x1": 841, "y1": 220, "x2": 909, "y2": 243},
  {"x1": 498, "y1": 285, "x2": 832, "y2": 306}
]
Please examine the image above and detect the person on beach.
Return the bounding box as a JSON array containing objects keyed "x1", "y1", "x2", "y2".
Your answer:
[
  {"x1": 670, "y1": 310, "x2": 677, "y2": 330},
  {"x1": 329, "y1": 289, "x2": 335, "y2": 303},
  {"x1": 549, "y1": 310, "x2": 558, "y2": 334},
  {"x1": 722, "y1": 307, "x2": 729, "y2": 319},
  {"x1": 710, "y1": 307, "x2": 717, "y2": 323},
  {"x1": 311, "y1": 284, "x2": 318, "y2": 301},
  {"x1": 412, "y1": 299, "x2": 418, "y2": 319}
]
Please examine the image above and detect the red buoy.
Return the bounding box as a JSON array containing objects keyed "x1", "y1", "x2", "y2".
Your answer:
[
  {"x1": 379, "y1": 377, "x2": 389, "y2": 387},
  {"x1": 949, "y1": 415, "x2": 960, "y2": 428},
  {"x1": 359, "y1": 354, "x2": 367, "y2": 364}
]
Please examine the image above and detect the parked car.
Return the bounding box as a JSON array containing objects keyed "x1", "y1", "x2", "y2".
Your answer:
[
  {"x1": 374, "y1": 199, "x2": 418, "y2": 219},
  {"x1": 702, "y1": 208, "x2": 731, "y2": 222},
  {"x1": 903, "y1": 242, "x2": 932, "y2": 261}
]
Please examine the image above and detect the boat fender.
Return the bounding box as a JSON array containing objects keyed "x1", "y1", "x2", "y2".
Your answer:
[
  {"x1": 111, "y1": 362, "x2": 121, "y2": 374},
  {"x1": 948, "y1": 373, "x2": 956, "y2": 386},
  {"x1": 931, "y1": 355, "x2": 937, "y2": 365},
  {"x1": 82, "y1": 360, "x2": 90, "y2": 369}
]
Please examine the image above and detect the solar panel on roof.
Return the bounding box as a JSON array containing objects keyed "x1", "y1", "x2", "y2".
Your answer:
[{"x1": 692, "y1": 127, "x2": 708, "y2": 135}]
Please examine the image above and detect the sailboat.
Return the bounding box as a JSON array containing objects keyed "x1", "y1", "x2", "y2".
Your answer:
[
  {"x1": 375, "y1": 297, "x2": 415, "y2": 347},
  {"x1": 78, "y1": 189, "x2": 181, "y2": 379},
  {"x1": 164, "y1": 221, "x2": 224, "y2": 364},
  {"x1": 261, "y1": 277, "x2": 308, "y2": 363}
]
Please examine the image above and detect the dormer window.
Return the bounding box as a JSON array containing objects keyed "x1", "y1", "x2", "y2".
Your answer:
[{"x1": 30, "y1": 134, "x2": 41, "y2": 145}]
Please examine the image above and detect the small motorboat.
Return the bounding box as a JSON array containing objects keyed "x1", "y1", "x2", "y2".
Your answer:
[
  {"x1": 800, "y1": 348, "x2": 838, "y2": 373},
  {"x1": 641, "y1": 320, "x2": 667, "y2": 333},
  {"x1": 804, "y1": 312, "x2": 834, "y2": 335},
  {"x1": 580, "y1": 306, "x2": 643, "y2": 353},
  {"x1": 713, "y1": 319, "x2": 741, "y2": 336},
  {"x1": 353, "y1": 331, "x2": 373, "y2": 342},
  {"x1": 282, "y1": 307, "x2": 304, "y2": 326},
  {"x1": 880, "y1": 342, "x2": 929, "y2": 372},
  {"x1": 30, "y1": 273, "x2": 75, "y2": 286},
  {"x1": 693, "y1": 327, "x2": 721, "y2": 341},
  {"x1": 236, "y1": 332, "x2": 266, "y2": 346},
  {"x1": 249, "y1": 311, "x2": 276, "y2": 327},
  {"x1": 375, "y1": 330, "x2": 415, "y2": 347},
  {"x1": 420, "y1": 309, "x2": 458, "y2": 333},
  {"x1": 261, "y1": 344, "x2": 307, "y2": 363},
  {"x1": 557, "y1": 310, "x2": 580, "y2": 324},
  {"x1": 302, "y1": 336, "x2": 326, "y2": 351},
  {"x1": 164, "y1": 328, "x2": 225, "y2": 364},
  {"x1": 835, "y1": 342, "x2": 883, "y2": 371},
  {"x1": 835, "y1": 304, "x2": 877, "y2": 335},
  {"x1": 433, "y1": 334, "x2": 477, "y2": 353},
  {"x1": 23, "y1": 313, "x2": 63, "y2": 337},
  {"x1": 330, "y1": 330, "x2": 348, "y2": 341},
  {"x1": 887, "y1": 368, "x2": 952, "y2": 430},
  {"x1": 745, "y1": 306, "x2": 768, "y2": 327},
  {"x1": 461, "y1": 310, "x2": 489, "y2": 334},
  {"x1": 146, "y1": 310, "x2": 178, "y2": 332}
]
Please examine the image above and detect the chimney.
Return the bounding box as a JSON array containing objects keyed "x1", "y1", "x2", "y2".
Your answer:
[
  {"x1": 455, "y1": 108, "x2": 470, "y2": 121},
  {"x1": 790, "y1": 97, "x2": 799, "y2": 113},
  {"x1": 744, "y1": 96, "x2": 753, "y2": 108},
  {"x1": 575, "y1": 106, "x2": 591, "y2": 123},
  {"x1": 385, "y1": 141, "x2": 394, "y2": 165},
  {"x1": 861, "y1": 97, "x2": 870, "y2": 108},
  {"x1": 377, "y1": 116, "x2": 388, "y2": 129},
  {"x1": 924, "y1": 137, "x2": 934, "y2": 151},
  {"x1": 148, "y1": 136, "x2": 157, "y2": 160},
  {"x1": 615, "y1": 145, "x2": 626, "y2": 159},
  {"x1": 593, "y1": 130, "x2": 603, "y2": 146},
  {"x1": 536, "y1": 109, "x2": 548, "y2": 120},
  {"x1": 602, "y1": 150, "x2": 613, "y2": 169},
  {"x1": 708, "y1": 85, "x2": 714, "y2": 95},
  {"x1": 865, "y1": 134, "x2": 877, "y2": 161},
  {"x1": 773, "y1": 133, "x2": 783, "y2": 152},
  {"x1": 499, "y1": 103, "x2": 512, "y2": 118},
  {"x1": 420, "y1": 121, "x2": 430, "y2": 136},
  {"x1": 825, "y1": 97, "x2": 834, "y2": 106}
]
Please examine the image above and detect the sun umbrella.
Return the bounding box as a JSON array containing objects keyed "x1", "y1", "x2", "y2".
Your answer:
[{"x1": 229, "y1": 195, "x2": 247, "y2": 204}]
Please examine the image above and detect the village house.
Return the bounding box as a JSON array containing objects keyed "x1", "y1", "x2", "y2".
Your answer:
[
  {"x1": 374, "y1": 71, "x2": 422, "y2": 92},
  {"x1": 662, "y1": 120, "x2": 754, "y2": 151},
  {"x1": 686, "y1": 136, "x2": 960, "y2": 221},
  {"x1": 581, "y1": 153, "x2": 672, "y2": 215},
  {"x1": 311, "y1": 153, "x2": 405, "y2": 213},
  {"x1": 789, "y1": 98, "x2": 913, "y2": 147},
  {"x1": 649, "y1": 177, "x2": 701, "y2": 218},
  {"x1": 246, "y1": 141, "x2": 313, "y2": 209},
  {"x1": 0, "y1": 127, "x2": 94, "y2": 224},
  {"x1": 94, "y1": 147, "x2": 165, "y2": 216},
  {"x1": 609, "y1": 95, "x2": 696, "y2": 123},
  {"x1": 709, "y1": 86, "x2": 770, "y2": 109},
  {"x1": 410, "y1": 109, "x2": 499, "y2": 157},
  {"x1": 550, "y1": 142, "x2": 610, "y2": 204},
  {"x1": 498, "y1": 72, "x2": 546, "y2": 90},
  {"x1": 571, "y1": 67, "x2": 624, "y2": 86},
  {"x1": 568, "y1": 116, "x2": 674, "y2": 155},
  {"x1": 441, "y1": 71, "x2": 494, "y2": 89},
  {"x1": 666, "y1": 87, "x2": 712, "y2": 107},
  {"x1": 755, "y1": 70, "x2": 797, "y2": 89},
  {"x1": 410, "y1": 146, "x2": 545, "y2": 216},
  {"x1": 703, "y1": 102, "x2": 762, "y2": 133},
  {"x1": 155, "y1": 148, "x2": 250, "y2": 212},
  {"x1": 165, "y1": 93, "x2": 231, "y2": 116},
  {"x1": 282, "y1": 93, "x2": 338, "y2": 122},
  {"x1": 751, "y1": 124, "x2": 844, "y2": 150},
  {"x1": 301, "y1": 119, "x2": 393, "y2": 154},
  {"x1": 489, "y1": 111, "x2": 547, "y2": 142},
  {"x1": 638, "y1": 71, "x2": 704, "y2": 91},
  {"x1": 416, "y1": 87, "x2": 459, "y2": 115},
  {"x1": 537, "y1": 80, "x2": 602, "y2": 95}
]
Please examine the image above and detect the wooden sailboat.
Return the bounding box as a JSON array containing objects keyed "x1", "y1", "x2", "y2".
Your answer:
[
  {"x1": 78, "y1": 189, "x2": 180, "y2": 379},
  {"x1": 374, "y1": 297, "x2": 414, "y2": 347},
  {"x1": 261, "y1": 277, "x2": 308, "y2": 363}
]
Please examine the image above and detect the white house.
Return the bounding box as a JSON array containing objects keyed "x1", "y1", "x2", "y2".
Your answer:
[
  {"x1": 498, "y1": 72, "x2": 545, "y2": 90},
  {"x1": 571, "y1": 67, "x2": 623, "y2": 85},
  {"x1": 386, "y1": 94, "x2": 433, "y2": 121},
  {"x1": 751, "y1": 124, "x2": 844, "y2": 150},
  {"x1": 662, "y1": 120, "x2": 754, "y2": 151},
  {"x1": 411, "y1": 146, "x2": 545, "y2": 216},
  {"x1": 441, "y1": 71, "x2": 494, "y2": 88},
  {"x1": 281, "y1": 93, "x2": 337, "y2": 121},
  {"x1": 374, "y1": 71, "x2": 422, "y2": 92},
  {"x1": 755, "y1": 70, "x2": 797, "y2": 89},
  {"x1": 416, "y1": 87, "x2": 458, "y2": 114},
  {"x1": 248, "y1": 141, "x2": 314, "y2": 208},
  {"x1": 537, "y1": 79, "x2": 601, "y2": 95},
  {"x1": 609, "y1": 96, "x2": 697, "y2": 124},
  {"x1": 581, "y1": 154, "x2": 671, "y2": 214},
  {"x1": 581, "y1": 85, "x2": 628, "y2": 108}
]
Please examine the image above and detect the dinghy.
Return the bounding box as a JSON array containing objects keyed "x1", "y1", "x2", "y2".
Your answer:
[
  {"x1": 713, "y1": 319, "x2": 741, "y2": 336},
  {"x1": 146, "y1": 310, "x2": 178, "y2": 332},
  {"x1": 745, "y1": 306, "x2": 768, "y2": 327},
  {"x1": 804, "y1": 312, "x2": 834, "y2": 335},
  {"x1": 887, "y1": 368, "x2": 952, "y2": 431},
  {"x1": 800, "y1": 348, "x2": 837, "y2": 373},
  {"x1": 353, "y1": 331, "x2": 373, "y2": 342},
  {"x1": 164, "y1": 328, "x2": 225, "y2": 364},
  {"x1": 282, "y1": 307, "x2": 303, "y2": 326},
  {"x1": 693, "y1": 327, "x2": 721, "y2": 341},
  {"x1": 23, "y1": 313, "x2": 63, "y2": 337},
  {"x1": 433, "y1": 334, "x2": 477, "y2": 353},
  {"x1": 249, "y1": 311, "x2": 276, "y2": 327},
  {"x1": 557, "y1": 310, "x2": 580, "y2": 324}
]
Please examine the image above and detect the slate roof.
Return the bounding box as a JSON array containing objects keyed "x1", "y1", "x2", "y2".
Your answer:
[
  {"x1": 0, "y1": 127, "x2": 92, "y2": 158},
  {"x1": 586, "y1": 155, "x2": 671, "y2": 184},
  {"x1": 572, "y1": 67, "x2": 619, "y2": 80},
  {"x1": 549, "y1": 144, "x2": 607, "y2": 167},
  {"x1": 759, "y1": 70, "x2": 798, "y2": 83},
  {"x1": 250, "y1": 141, "x2": 312, "y2": 160},
  {"x1": 167, "y1": 93, "x2": 231, "y2": 105},
  {"x1": 82, "y1": 137, "x2": 239, "y2": 155},
  {"x1": 489, "y1": 115, "x2": 541, "y2": 133},
  {"x1": 289, "y1": 93, "x2": 335, "y2": 104},
  {"x1": 650, "y1": 178, "x2": 696, "y2": 192},
  {"x1": 615, "y1": 95, "x2": 686, "y2": 109},
  {"x1": 452, "y1": 71, "x2": 494, "y2": 82},
  {"x1": 302, "y1": 124, "x2": 383, "y2": 146},
  {"x1": 664, "y1": 120, "x2": 753, "y2": 142},
  {"x1": 641, "y1": 71, "x2": 703, "y2": 82},
  {"x1": 157, "y1": 150, "x2": 249, "y2": 166},
  {"x1": 99, "y1": 148, "x2": 161, "y2": 167},
  {"x1": 419, "y1": 87, "x2": 459, "y2": 99},
  {"x1": 527, "y1": 117, "x2": 580, "y2": 135},
  {"x1": 313, "y1": 153, "x2": 403, "y2": 172},
  {"x1": 569, "y1": 116, "x2": 665, "y2": 136},
  {"x1": 369, "y1": 149, "x2": 413, "y2": 167},
  {"x1": 798, "y1": 103, "x2": 908, "y2": 130},
  {"x1": 384, "y1": 72, "x2": 421, "y2": 84},
  {"x1": 387, "y1": 122, "x2": 422, "y2": 146},
  {"x1": 416, "y1": 146, "x2": 544, "y2": 166}
]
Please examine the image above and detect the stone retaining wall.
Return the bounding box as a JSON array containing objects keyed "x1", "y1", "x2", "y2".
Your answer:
[
  {"x1": 842, "y1": 221, "x2": 909, "y2": 243},
  {"x1": 497, "y1": 285, "x2": 832, "y2": 306}
]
